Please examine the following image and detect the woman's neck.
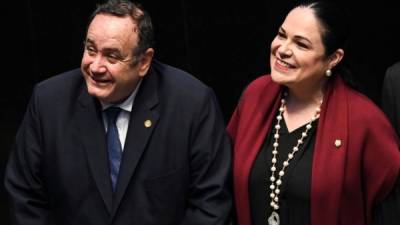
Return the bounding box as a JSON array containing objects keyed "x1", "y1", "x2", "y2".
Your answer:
[
  {"x1": 283, "y1": 79, "x2": 327, "y2": 132},
  {"x1": 286, "y1": 78, "x2": 327, "y2": 106}
]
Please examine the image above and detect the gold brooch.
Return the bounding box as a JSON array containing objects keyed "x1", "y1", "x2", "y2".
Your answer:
[{"x1": 144, "y1": 120, "x2": 152, "y2": 128}]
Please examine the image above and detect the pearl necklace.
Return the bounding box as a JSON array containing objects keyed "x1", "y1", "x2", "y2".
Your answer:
[{"x1": 267, "y1": 96, "x2": 322, "y2": 225}]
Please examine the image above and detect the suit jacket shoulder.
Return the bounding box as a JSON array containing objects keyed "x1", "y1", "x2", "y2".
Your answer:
[
  {"x1": 386, "y1": 61, "x2": 400, "y2": 79},
  {"x1": 32, "y1": 69, "x2": 85, "y2": 113},
  {"x1": 35, "y1": 68, "x2": 84, "y2": 99},
  {"x1": 150, "y1": 61, "x2": 213, "y2": 103},
  {"x1": 382, "y1": 61, "x2": 400, "y2": 136}
]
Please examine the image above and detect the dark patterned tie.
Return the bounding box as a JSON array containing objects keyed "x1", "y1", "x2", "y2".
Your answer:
[{"x1": 105, "y1": 107, "x2": 122, "y2": 191}]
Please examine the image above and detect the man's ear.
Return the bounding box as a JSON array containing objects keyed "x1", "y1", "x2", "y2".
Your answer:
[{"x1": 138, "y1": 48, "x2": 155, "y2": 77}]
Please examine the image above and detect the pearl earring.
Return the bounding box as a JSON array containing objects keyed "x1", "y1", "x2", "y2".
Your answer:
[{"x1": 325, "y1": 69, "x2": 332, "y2": 77}]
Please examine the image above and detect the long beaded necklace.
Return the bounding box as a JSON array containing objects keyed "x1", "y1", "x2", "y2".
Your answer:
[{"x1": 267, "y1": 95, "x2": 322, "y2": 225}]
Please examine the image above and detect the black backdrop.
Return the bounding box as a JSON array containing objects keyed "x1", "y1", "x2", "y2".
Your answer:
[{"x1": 2, "y1": 0, "x2": 400, "y2": 223}]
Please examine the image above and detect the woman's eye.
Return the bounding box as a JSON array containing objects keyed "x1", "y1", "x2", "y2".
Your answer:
[
  {"x1": 277, "y1": 32, "x2": 286, "y2": 39},
  {"x1": 297, "y1": 42, "x2": 309, "y2": 49}
]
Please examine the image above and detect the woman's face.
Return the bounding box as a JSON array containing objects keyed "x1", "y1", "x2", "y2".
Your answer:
[{"x1": 270, "y1": 7, "x2": 336, "y2": 89}]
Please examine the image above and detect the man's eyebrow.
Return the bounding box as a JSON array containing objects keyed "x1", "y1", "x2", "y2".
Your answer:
[
  {"x1": 85, "y1": 38, "x2": 95, "y2": 45},
  {"x1": 102, "y1": 48, "x2": 122, "y2": 55}
]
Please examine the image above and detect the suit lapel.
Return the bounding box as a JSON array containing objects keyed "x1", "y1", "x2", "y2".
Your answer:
[
  {"x1": 76, "y1": 88, "x2": 113, "y2": 214},
  {"x1": 112, "y1": 69, "x2": 160, "y2": 217}
]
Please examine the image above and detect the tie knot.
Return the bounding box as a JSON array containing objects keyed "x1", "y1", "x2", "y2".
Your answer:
[{"x1": 105, "y1": 107, "x2": 121, "y2": 124}]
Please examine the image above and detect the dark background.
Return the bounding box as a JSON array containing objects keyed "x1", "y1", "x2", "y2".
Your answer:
[{"x1": 1, "y1": 0, "x2": 400, "y2": 224}]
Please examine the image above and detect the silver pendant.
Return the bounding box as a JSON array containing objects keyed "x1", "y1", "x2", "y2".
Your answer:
[{"x1": 268, "y1": 211, "x2": 280, "y2": 225}]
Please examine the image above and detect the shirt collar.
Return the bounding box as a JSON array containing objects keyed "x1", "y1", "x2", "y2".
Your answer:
[{"x1": 100, "y1": 79, "x2": 142, "y2": 112}]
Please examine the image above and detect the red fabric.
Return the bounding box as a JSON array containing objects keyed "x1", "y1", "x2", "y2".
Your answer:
[{"x1": 227, "y1": 75, "x2": 400, "y2": 225}]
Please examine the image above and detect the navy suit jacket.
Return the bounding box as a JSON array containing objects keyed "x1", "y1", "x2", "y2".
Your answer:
[
  {"x1": 382, "y1": 61, "x2": 400, "y2": 136},
  {"x1": 5, "y1": 61, "x2": 232, "y2": 225}
]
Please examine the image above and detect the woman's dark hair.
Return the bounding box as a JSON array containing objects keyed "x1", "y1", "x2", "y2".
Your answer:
[
  {"x1": 87, "y1": 0, "x2": 154, "y2": 66},
  {"x1": 296, "y1": 1, "x2": 355, "y2": 86}
]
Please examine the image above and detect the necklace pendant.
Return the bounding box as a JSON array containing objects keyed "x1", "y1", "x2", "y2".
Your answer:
[{"x1": 268, "y1": 211, "x2": 280, "y2": 225}]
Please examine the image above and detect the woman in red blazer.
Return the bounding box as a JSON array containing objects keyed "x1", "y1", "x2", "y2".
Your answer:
[{"x1": 227, "y1": 1, "x2": 400, "y2": 225}]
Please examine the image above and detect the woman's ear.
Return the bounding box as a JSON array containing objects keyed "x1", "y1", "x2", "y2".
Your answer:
[{"x1": 328, "y1": 48, "x2": 344, "y2": 69}]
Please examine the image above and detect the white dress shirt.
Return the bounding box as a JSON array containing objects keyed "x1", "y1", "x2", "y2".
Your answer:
[{"x1": 100, "y1": 80, "x2": 142, "y2": 150}]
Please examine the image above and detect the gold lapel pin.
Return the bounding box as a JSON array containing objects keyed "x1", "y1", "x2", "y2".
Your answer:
[
  {"x1": 144, "y1": 120, "x2": 152, "y2": 128},
  {"x1": 334, "y1": 139, "x2": 342, "y2": 148}
]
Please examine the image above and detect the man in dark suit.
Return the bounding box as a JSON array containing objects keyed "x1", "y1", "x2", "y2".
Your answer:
[
  {"x1": 4, "y1": 1, "x2": 232, "y2": 225},
  {"x1": 382, "y1": 61, "x2": 400, "y2": 136}
]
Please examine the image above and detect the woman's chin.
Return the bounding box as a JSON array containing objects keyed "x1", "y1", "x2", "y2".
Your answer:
[{"x1": 271, "y1": 72, "x2": 290, "y2": 85}]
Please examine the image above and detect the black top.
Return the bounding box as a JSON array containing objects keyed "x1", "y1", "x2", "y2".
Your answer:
[{"x1": 249, "y1": 118, "x2": 400, "y2": 225}]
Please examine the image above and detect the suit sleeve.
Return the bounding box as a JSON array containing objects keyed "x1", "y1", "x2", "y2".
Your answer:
[
  {"x1": 361, "y1": 108, "x2": 400, "y2": 224},
  {"x1": 4, "y1": 86, "x2": 51, "y2": 225},
  {"x1": 180, "y1": 88, "x2": 232, "y2": 225}
]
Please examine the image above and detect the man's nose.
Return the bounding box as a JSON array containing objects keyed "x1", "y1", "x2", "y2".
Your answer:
[{"x1": 90, "y1": 56, "x2": 107, "y2": 74}]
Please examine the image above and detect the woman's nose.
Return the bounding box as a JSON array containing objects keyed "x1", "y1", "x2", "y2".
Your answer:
[{"x1": 278, "y1": 42, "x2": 292, "y2": 58}]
